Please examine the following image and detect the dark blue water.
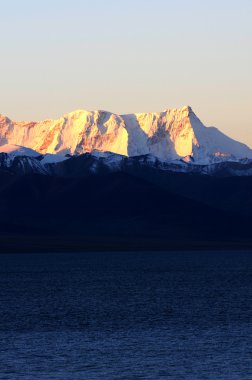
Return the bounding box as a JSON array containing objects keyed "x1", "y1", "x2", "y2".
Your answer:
[{"x1": 0, "y1": 251, "x2": 252, "y2": 379}]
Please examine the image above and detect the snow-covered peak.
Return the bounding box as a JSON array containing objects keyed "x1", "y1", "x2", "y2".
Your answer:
[
  {"x1": 0, "y1": 107, "x2": 251, "y2": 164},
  {"x1": 162, "y1": 105, "x2": 193, "y2": 115},
  {"x1": 188, "y1": 111, "x2": 252, "y2": 162},
  {"x1": 0, "y1": 144, "x2": 70, "y2": 167},
  {"x1": 0, "y1": 144, "x2": 40, "y2": 157}
]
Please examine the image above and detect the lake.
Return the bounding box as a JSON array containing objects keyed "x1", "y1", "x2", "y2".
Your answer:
[{"x1": 0, "y1": 251, "x2": 252, "y2": 379}]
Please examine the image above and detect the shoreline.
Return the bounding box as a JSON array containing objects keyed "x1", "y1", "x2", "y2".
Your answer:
[{"x1": 1, "y1": 235, "x2": 252, "y2": 253}]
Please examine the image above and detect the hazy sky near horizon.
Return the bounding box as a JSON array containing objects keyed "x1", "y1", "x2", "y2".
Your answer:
[{"x1": 1, "y1": 0, "x2": 251, "y2": 145}]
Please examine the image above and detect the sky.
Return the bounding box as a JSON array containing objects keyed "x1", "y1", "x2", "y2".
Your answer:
[{"x1": 0, "y1": 0, "x2": 251, "y2": 146}]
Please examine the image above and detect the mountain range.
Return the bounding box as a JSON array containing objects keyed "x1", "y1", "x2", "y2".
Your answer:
[
  {"x1": 0, "y1": 106, "x2": 252, "y2": 252},
  {"x1": 1, "y1": 106, "x2": 252, "y2": 164}
]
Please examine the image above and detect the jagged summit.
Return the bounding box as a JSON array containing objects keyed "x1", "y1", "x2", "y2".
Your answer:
[
  {"x1": 0, "y1": 107, "x2": 251, "y2": 163},
  {"x1": 162, "y1": 105, "x2": 193, "y2": 114}
]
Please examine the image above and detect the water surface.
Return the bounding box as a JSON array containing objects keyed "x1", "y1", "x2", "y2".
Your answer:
[{"x1": 0, "y1": 251, "x2": 252, "y2": 379}]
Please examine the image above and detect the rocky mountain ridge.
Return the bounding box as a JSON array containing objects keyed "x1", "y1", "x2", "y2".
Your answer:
[{"x1": 1, "y1": 106, "x2": 251, "y2": 163}]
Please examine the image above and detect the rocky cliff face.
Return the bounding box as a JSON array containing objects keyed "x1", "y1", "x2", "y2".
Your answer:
[{"x1": 0, "y1": 106, "x2": 251, "y2": 162}]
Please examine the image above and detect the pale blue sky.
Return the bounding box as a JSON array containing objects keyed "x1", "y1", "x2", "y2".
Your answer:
[{"x1": 1, "y1": 0, "x2": 251, "y2": 145}]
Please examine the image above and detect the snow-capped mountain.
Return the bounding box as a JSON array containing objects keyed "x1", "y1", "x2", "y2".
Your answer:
[
  {"x1": 0, "y1": 144, "x2": 40, "y2": 157},
  {"x1": 1, "y1": 147, "x2": 252, "y2": 177},
  {"x1": 0, "y1": 152, "x2": 47, "y2": 175},
  {"x1": 1, "y1": 107, "x2": 252, "y2": 251},
  {"x1": 0, "y1": 144, "x2": 69, "y2": 175},
  {"x1": 1, "y1": 106, "x2": 251, "y2": 163}
]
